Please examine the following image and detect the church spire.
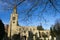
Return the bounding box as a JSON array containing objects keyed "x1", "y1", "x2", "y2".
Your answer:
[{"x1": 13, "y1": 5, "x2": 17, "y2": 13}]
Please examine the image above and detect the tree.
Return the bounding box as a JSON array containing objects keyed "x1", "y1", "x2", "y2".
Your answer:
[
  {"x1": 0, "y1": 19, "x2": 5, "y2": 40},
  {"x1": 37, "y1": 25, "x2": 44, "y2": 30},
  {"x1": 28, "y1": 31, "x2": 33, "y2": 40},
  {"x1": 50, "y1": 27, "x2": 56, "y2": 40},
  {"x1": 53, "y1": 19, "x2": 60, "y2": 35},
  {"x1": 50, "y1": 27, "x2": 56, "y2": 36},
  {"x1": 51, "y1": 19, "x2": 60, "y2": 40},
  {"x1": 0, "y1": 0, "x2": 60, "y2": 23},
  {"x1": 12, "y1": 33, "x2": 20, "y2": 40}
]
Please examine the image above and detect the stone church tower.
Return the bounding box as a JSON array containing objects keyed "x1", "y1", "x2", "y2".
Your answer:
[
  {"x1": 8, "y1": 6, "x2": 18, "y2": 37},
  {"x1": 7, "y1": 6, "x2": 51, "y2": 40}
]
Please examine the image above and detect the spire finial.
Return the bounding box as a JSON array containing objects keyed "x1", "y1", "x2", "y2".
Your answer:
[{"x1": 13, "y1": 5, "x2": 17, "y2": 13}]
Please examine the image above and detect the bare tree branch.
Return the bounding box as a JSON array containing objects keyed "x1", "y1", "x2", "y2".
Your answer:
[
  {"x1": 49, "y1": 0, "x2": 60, "y2": 13},
  {"x1": 0, "y1": 0, "x2": 60, "y2": 24}
]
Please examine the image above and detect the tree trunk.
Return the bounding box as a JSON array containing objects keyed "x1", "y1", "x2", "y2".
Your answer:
[{"x1": 56, "y1": 35, "x2": 60, "y2": 40}]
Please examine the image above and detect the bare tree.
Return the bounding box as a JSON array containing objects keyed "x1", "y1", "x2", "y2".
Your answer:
[
  {"x1": 0, "y1": 0, "x2": 60, "y2": 24},
  {"x1": 51, "y1": 19, "x2": 60, "y2": 40}
]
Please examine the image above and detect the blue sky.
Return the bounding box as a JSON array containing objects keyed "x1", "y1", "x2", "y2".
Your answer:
[{"x1": 0, "y1": 0, "x2": 60, "y2": 29}]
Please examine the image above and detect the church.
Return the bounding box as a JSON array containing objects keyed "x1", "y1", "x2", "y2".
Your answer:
[{"x1": 7, "y1": 6, "x2": 51, "y2": 40}]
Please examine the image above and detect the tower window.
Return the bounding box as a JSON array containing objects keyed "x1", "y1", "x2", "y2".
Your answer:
[
  {"x1": 13, "y1": 22, "x2": 15, "y2": 23},
  {"x1": 13, "y1": 17, "x2": 15, "y2": 20}
]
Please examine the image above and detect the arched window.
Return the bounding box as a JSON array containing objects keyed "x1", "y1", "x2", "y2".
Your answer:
[{"x1": 13, "y1": 17, "x2": 15, "y2": 20}]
